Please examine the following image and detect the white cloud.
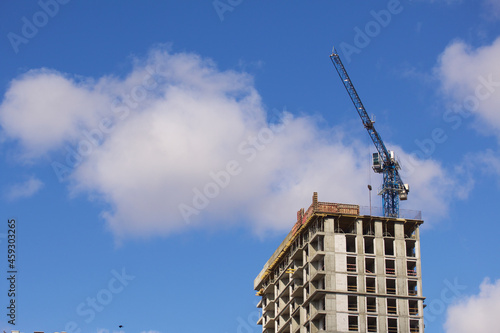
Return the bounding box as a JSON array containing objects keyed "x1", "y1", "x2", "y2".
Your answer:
[
  {"x1": 460, "y1": 149, "x2": 500, "y2": 187},
  {"x1": 478, "y1": 149, "x2": 500, "y2": 175},
  {"x1": 398, "y1": 150, "x2": 467, "y2": 218},
  {"x1": 0, "y1": 49, "x2": 464, "y2": 239},
  {"x1": 435, "y1": 37, "x2": 500, "y2": 190},
  {"x1": 0, "y1": 70, "x2": 112, "y2": 158},
  {"x1": 435, "y1": 37, "x2": 500, "y2": 138},
  {"x1": 444, "y1": 278, "x2": 500, "y2": 333},
  {"x1": 6, "y1": 176, "x2": 44, "y2": 200}
]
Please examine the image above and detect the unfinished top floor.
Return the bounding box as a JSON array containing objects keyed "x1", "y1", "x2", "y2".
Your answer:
[{"x1": 254, "y1": 192, "x2": 423, "y2": 291}]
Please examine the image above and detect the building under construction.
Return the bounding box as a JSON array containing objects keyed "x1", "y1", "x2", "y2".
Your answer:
[{"x1": 254, "y1": 192, "x2": 424, "y2": 333}]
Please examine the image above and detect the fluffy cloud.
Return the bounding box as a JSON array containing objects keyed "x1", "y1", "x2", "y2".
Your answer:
[
  {"x1": 0, "y1": 49, "x2": 463, "y2": 239},
  {"x1": 0, "y1": 70, "x2": 112, "y2": 157},
  {"x1": 444, "y1": 278, "x2": 500, "y2": 333},
  {"x1": 477, "y1": 149, "x2": 500, "y2": 176},
  {"x1": 435, "y1": 37, "x2": 500, "y2": 191},
  {"x1": 459, "y1": 148, "x2": 500, "y2": 188},
  {"x1": 6, "y1": 176, "x2": 44, "y2": 200},
  {"x1": 436, "y1": 37, "x2": 500, "y2": 137}
]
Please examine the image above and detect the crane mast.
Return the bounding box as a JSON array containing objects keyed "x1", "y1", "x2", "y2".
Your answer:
[{"x1": 329, "y1": 47, "x2": 409, "y2": 218}]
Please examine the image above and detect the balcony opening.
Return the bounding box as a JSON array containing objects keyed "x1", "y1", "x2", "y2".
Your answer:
[
  {"x1": 408, "y1": 280, "x2": 418, "y2": 296},
  {"x1": 336, "y1": 219, "x2": 356, "y2": 234},
  {"x1": 386, "y1": 279, "x2": 396, "y2": 295},
  {"x1": 363, "y1": 220, "x2": 375, "y2": 235},
  {"x1": 365, "y1": 257, "x2": 375, "y2": 274},
  {"x1": 313, "y1": 276, "x2": 325, "y2": 290},
  {"x1": 318, "y1": 236, "x2": 324, "y2": 251},
  {"x1": 388, "y1": 318, "x2": 398, "y2": 333},
  {"x1": 364, "y1": 237, "x2": 374, "y2": 254},
  {"x1": 291, "y1": 297, "x2": 303, "y2": 313},
  {"x1": 346, "y1": 235, "x2": 356, "y2": 253},
  {"x1": 347, "y1": 276, "x2": 357, "y2": 292},
  {"x1": 387, "y1": 298, "x2": 397, "y2": 314},
  {"x1": 291, "y1": 237, "x2": 302, "y2": 254},
  {"x1": 347, "y1": 256, "x2": 357, "y2": 272},
  {"x1": 292, "y1": 313, "x2": 300, "y2": 327},
  {"x1": 404, "y1": 222, "x2": 417, "y2": 239},
  {"x1": 367, "y1": 317, "x2": 377, "y2": 333},
  {"x1": 366, "y1": 297, "x2": 376, "y2": 313},
  {"x1": 311, "y1": 218, "x2": 324, "y2": 234},
  {"x1": 386, "y1": 259, "x2": 395, "y2": 275},
  {"x1": 293, "y1": 258, "x2": 303, "y2": 272},
  {"x1": 348, "y1": 315, "x2": 358, "y2": 332},
  {"x1": 313, "y1": 316, "x2": 326, "y2": 331},
  {"x1": 410, "y1": 319, "x2": 420, "y2": 333},
  {"x1": 318, "y1": 296, "x2": 326, "y2": 311},
  {"x1": 366, "y1": 277, "x2": 376, "y2": 293},
  {"x1": 312, "y1": 235, "x2": 324, "y2": 251},
  {"x1": 348, "y1": 295, "x2": 358, "y2": 311},
  {"x1": 383, "y1": 221, "x2": 395, "y2": 237},
  {"x1": 407, "y1": 261, "x2": 417, "y2": 277},
  {"x1": 406, "y1": 240, "x2": 416, "y2": 258},
  {"x1": 313, "y1": 258, "x2": 325, "y2": 273}
]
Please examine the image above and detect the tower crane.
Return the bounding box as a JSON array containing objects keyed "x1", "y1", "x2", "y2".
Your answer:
[{"x1": 330, "y1": 47, "x2": 409, "y2": 218}]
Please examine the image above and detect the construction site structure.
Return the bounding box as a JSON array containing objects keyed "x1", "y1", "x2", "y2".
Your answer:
[
  {"x1": 330, "y1": 48, "x2": 409, "y2": 218},
  {"x1": 254, "y1": 193, "x2": 424, "y2": 333}
]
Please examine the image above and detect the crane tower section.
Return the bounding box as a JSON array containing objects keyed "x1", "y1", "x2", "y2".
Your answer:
[{"x1": 330, "y1": 47, "x2": 409, "y2": 218}]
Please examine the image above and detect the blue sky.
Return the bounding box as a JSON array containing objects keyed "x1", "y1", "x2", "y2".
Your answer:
[{"x1": 1, "y1": 0, "x2": 500, "y2": 332}]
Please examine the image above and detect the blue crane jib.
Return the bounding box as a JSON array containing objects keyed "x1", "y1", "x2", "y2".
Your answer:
[{"x1": 329, "y1": 47, "x2": 409, "y2": 218}]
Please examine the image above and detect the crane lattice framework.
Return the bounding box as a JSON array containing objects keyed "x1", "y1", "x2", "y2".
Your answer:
[{"x1": 330, "y1": 47, "x2": 409, "y2": 218}]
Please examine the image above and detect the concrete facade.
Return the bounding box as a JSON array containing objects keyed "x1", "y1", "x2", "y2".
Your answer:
[{"x1": 254, "y1": 193, "x2": 424, "y2": 333}]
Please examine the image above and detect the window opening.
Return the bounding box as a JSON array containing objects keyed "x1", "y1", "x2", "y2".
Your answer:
[
  {"x1": 346, "y1": 236, "x2": 356, "y2": 253},
  {"x1": 347, "y1": 256, "x2": 357, "y2": 272},
  {"x1": 387, "y1": 298, "x2": 397, "y2": 314},
  {"x1": 348, "y1": 295, "x2": 358, "y2": 311},
  {"x1": 407, "y1": 261, "x2": 417, "y2": 277},
  {"x1": 386, "y1": 279, "x2": 396, "y2": 295},
  {"x1": 366, "y1": 297, "x2": 376, "y2": 312},
  {"x1": 409, "y1": 300, "x2": 419, "y2": 315},
  {"x1": 365, "y1": 257, "x2": 375, "y2": 274},
  {"x1": 366, "y1": 277, "x2": 376, "y2": 293},
  {"x1": 348, "y1": 316, "x2": 358, "y2": 332},
  {"x1": 386, "y1": 259, "x2": 395, "y2": 275},
  {"x1": 364, "y1": 237, "x2": 374, "y2": 254},
  {"x1": 384, "y1": 238, "x2": 394, "y2": 256},
  {"x1": 408, "y1": 280, "x2": 418, "y2": 296},
  {"x1": 388, "y1": 318, "x2": 398, "y2": 333},
  {"x1": 367, "y1": 317, "x2": 377, "y2": 333},
  {"x1": 348, "y1": 276, "x2": 357, "y2": 292}
]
